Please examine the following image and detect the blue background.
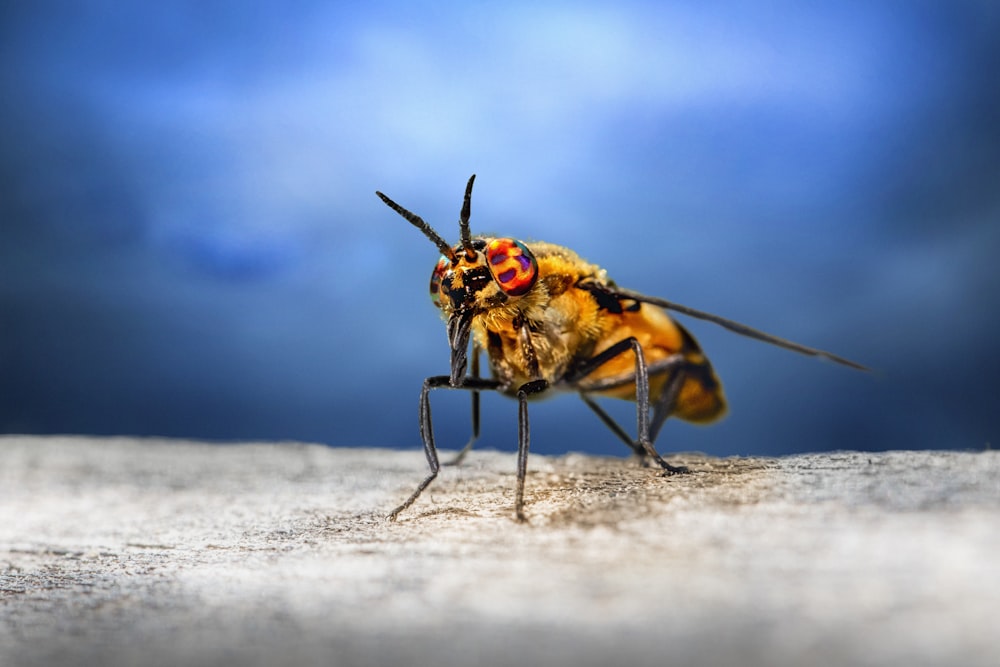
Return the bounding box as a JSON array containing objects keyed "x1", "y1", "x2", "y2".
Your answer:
[{"x1": 2, "y1": 2, "x2": 997, "y2": 457}]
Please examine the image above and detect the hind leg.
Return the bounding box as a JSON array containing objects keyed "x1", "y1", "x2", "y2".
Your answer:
[{"x1": 568, "y1": 342, "x2": 689, "y2": 474}]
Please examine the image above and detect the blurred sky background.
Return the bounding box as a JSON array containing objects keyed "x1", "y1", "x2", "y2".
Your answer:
[{"x1": 2, "y1": 1, "x2": 998, "y2": 458}]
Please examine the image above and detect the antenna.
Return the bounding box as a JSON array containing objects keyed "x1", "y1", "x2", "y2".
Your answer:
[
  {"x1": 376, "y1": 190, "x2": 456, "y2": 261},
  {"x1": 459, "y1": 174, "x2": 476, "y2": 259}
]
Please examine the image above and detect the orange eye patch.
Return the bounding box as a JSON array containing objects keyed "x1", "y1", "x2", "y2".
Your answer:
[{"x1": 486, "y1": 238, "x2": 537, "y2": 297}]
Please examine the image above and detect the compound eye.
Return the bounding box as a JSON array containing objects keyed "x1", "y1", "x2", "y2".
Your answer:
[
  {"x1": 429, "y1": 256, "x2": 450, "y2": 308},
  {"x1": 486, "y1": 238, "x2": 537, "y2": 297}
]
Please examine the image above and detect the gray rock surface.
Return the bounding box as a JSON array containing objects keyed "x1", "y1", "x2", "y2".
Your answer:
[{"x1": 1, "y1": 435, "x2": 998, "y2": 667}]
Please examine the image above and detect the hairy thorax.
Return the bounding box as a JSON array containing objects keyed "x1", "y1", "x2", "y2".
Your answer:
[{"x1": 471, "y1": 243, "x2": 609, "y2": 394}]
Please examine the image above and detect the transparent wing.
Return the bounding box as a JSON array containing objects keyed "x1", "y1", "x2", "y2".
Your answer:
[{"x1": 609, "y1": 287, "x2": 869, "y2": 372}]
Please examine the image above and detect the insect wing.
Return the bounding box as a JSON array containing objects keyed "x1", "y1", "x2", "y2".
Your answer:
[{"x1": 608, "y1": 287, "x2": 868, "y2": 371}]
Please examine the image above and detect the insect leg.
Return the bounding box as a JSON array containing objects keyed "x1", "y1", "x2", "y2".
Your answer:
[
  {"x1": 649, "y1": 357, "x2": 688, "y2": 444},
  {"x1": 388, "y1": 374, "x2": 502, "y2": 521},
  {"x1": 514, "y1": 379, "x2": 549, "y2": 522},
  {"x1": 578, "y1": 393, "x2": 648, "y2": 459},
  {"x1": 445, "y1": 345, "x2": 481, "y2": 467},
  {"x1": 567, "y1": 339, "x2": 688, "y2": 474},
  {"x1": 647, "y1": 357, "x2": 690, "y2": 474},
  {"x1": 578, "y1": 355, "x2": 691, "y2": 469}
]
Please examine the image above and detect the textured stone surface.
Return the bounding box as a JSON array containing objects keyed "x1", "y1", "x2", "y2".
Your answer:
[{"x1": 1, "y1": 436, "x2": 998, "y2": 667}]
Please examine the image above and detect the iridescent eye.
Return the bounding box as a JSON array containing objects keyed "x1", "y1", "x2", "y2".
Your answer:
[
  {"x1": 486, "y1": 238, "x2": 537, "y2": 297},
  {"x1": 429, "y1": 256, "x2": 450, "y2": 307}
]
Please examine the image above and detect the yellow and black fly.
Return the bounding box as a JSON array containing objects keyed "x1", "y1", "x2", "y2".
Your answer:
[{"x1": 377, "y1": 175, "x2": 867, "y2": 521}]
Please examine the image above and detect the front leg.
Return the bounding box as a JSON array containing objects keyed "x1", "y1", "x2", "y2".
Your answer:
[
  {"x1": 388, "y1": 374, "x2": 501, "y2": 521},
  {"x1": 445, "y1": 346, "x2": 482, "y2": 467},
  {"x1": 514, "y1": 379, "x2": 549, "y2": 521}
]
